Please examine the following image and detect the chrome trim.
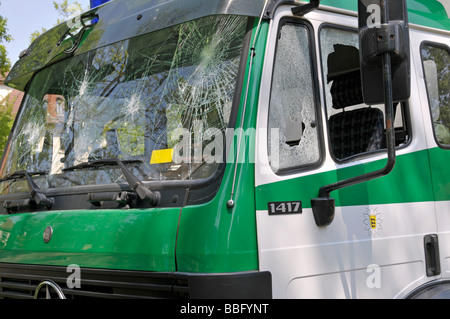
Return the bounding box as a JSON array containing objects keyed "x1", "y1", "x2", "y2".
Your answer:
[{"x1": 34, "y1": 280, "x2": 66, "y2": 299}]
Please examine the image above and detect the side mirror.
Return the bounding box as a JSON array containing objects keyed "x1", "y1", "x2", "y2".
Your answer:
[
  {"x1": 358, "y1": 0, "x2": 410, "y2": 104},
  {"x1": 311, "y1": 0, "x2": 411, "y2": 227}
]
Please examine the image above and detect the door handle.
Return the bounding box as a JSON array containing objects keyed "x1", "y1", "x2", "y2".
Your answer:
[{"x1": 424, "y1": 234, "x2": 441, "y2": 277}]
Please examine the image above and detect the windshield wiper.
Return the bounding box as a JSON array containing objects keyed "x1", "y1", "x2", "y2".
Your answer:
[
  {"x1": 24, "y1": 172, "x2": 54, "y2": 209},
  {"x1": 115, "y1": 159, "x2": 160, "y2": 206},
  {"x1": 62, "y1": 158, "x2": 142, "y2": 171},
  {"x1": 0, "y1": 170, "x2": 47, "y2": 183},
  {"x1": 1, "y1": 171, "x2": 54, "y2": 211},
  {"x1": 63, "y1": 158, "x2": 160, "y2": 205}
]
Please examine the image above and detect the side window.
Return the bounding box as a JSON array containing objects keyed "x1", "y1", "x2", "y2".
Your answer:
[
  {"x1": 421, "y1": 43, "x2": 450, "y2": 147},
  {"x1": 268, "y1": 20, "x2": 321, "y2": 173},
  {"x1": 320, "y1": 26, "x2": 410, "y2": 161}
]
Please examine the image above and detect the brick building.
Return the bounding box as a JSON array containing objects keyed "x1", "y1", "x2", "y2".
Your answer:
[{"x1": 0, "y1": 72, "x2": 23, "y2": 114}]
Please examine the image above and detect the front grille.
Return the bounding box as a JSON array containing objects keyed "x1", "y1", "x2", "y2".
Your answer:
[{"x1": 0, "y1": 263, "x2": 190, "y2": 299}]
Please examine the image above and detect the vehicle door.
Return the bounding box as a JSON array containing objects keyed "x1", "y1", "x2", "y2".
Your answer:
[
  {"x1": 254, "y1": 6, "x2": 439, "y2": 298},
  {"x1": 412, "y1": 27, "x2": 450, "y2": 280}
]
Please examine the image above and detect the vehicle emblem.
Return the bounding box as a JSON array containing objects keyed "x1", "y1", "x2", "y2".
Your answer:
[
  {"x1": 370, "y1": 215, "x2": 377, "y2": 229},
  {"x1": 363, "y1": 208, "x2": 383, "y2": 237},
  {"x1": 33, "y1": 280, "x2": 66, "y2": 299},
  {"x1": 43, "y1": 226, "x2": 53, "y2": 244}
]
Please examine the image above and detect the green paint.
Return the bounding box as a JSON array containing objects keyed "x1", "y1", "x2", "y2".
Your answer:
[
  {"x1": 0, "y1": 208, "x2": 180, "y2": 271},
  {"x1": 256, "y1": 148, "x2": 445, "y2": 210},
  {"x1": 428, "y1": 147, "x2": 450, "y2": 201}
]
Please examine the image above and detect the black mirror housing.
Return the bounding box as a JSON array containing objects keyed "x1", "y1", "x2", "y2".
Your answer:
[{"x1": 358, "y1": 0, "x2": 411, "y2": 104}]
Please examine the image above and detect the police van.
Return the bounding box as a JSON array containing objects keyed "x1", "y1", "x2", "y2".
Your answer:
[{"x1": 0, "y1": 0, "x2": 449, "y2": 299}]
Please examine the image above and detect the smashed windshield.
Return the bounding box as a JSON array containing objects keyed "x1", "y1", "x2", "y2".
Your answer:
[{"x1": 0, "y1": 15, "x2": 248, "y2": 195}]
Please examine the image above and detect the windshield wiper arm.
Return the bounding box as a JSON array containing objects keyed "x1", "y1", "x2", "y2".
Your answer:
[
  {"x1": 63, "y1": 158, "x2": 160, "y2": 205},
  {"x1": 24, "y1": 172, "x2": 54, "y2": 209},
  {"x1": 115, "y1": 158, "x2": 160, "y2": 206}
]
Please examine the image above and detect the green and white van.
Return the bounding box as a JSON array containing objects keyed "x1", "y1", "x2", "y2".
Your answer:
[{"x1": 0, "y1": 0, "x2": 449, "y2": 299}]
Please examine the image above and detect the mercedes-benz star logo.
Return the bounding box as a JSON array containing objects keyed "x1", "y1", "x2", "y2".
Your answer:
[{"x1": 34, "y1": 280, "x2": 66, "y2": 299}]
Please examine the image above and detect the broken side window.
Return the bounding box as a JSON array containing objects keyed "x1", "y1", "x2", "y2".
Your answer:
[
  {"x1": 267, "y1": 21, "x2": 321, "y2": 173},
  {"x1": 320, "y1": 26, "x2": 410, "y2": 161}
]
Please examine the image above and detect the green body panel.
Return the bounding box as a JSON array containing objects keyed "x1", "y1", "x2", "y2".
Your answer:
[
  {"x1": 0, "y1": 208, "x2": 180, "y2": 271},
  {"x1": 428, "y1": 147, "x2": 450, "y2": 201},
  {"x1": 175, "y1": 171, "x2": 259, "y2": 273},
  {"x1": 175, "y1": 21, "x2": 269, "y2": 273},
  {"x1": 256, "y1": 148, "x2": 450, "y2": 210},
  {"x1": 320, "y1": 0, "x2": 450, "y2": 31}
]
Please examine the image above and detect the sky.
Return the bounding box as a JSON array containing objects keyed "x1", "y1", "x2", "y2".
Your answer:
[{"x1": 1, "y1": 0, "x2": 90, "y2": 68}]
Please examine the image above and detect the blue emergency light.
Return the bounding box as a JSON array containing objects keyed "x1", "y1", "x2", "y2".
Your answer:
[{"x1": 90, "y1": 0, "x2": 111, "y2": 9}]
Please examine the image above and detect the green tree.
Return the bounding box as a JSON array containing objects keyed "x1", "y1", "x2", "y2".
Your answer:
[
  {"x1": 0, "y1": 1, "x2": 13, "y2": 158},
  {"x1": 0, "y1": 97, "x2": 14, "y2": 159},
  {"x1": 30, "y1": 0, "x2": 88, "y2": 43},
  {"x1": 0, "y1": 1, "x2": 12, "y2": 76},
  {"x1": 54, "y1": 0, "x2": 86, "y2": 24}
]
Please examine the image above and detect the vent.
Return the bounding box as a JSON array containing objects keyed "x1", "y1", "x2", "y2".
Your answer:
[{"x1": 0, "y1": 263, "x2": 189, "y2": 299}]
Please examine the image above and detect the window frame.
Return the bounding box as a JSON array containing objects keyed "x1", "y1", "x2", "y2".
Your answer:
[
  {"x1": 420, "y1": 40, "x2": 450, "y2": 150},
  {"x1": 266, "y1": 17, "x2": 324, "y2": 175},
  {"x1": 318, "y1": 23, "x2": 412, "y2": 163}
]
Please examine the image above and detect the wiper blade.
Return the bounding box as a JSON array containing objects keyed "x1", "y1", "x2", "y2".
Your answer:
[
  {"x1": 1, "y1": 170, "x2": 53, "y2": 211},
  {"x1": 0, "y1": 170, "x2": 47, "y2": 183},
  {"x1": 63, "y1": 158, "x2": 160, "y2": 206},
  {"x1": 62, "y1": 159, "x2": 142, "y2": 171}
]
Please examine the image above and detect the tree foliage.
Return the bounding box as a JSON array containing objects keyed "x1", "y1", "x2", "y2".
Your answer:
[
  {"x1": 0, "y1": 98, "x2": 14, "y2": 159},
  {"x1": 30, "y1": 0, "x2": 88, "y2": 43},
  {"x1": 0, "y1": 1, "x2": 13, "y2": 76},
  {"x1": 54, "y1": 0, "x2": 86, "y2": 24},
  {"x1": 0, "y1": 1, "x2": 13, "y2": 158}
]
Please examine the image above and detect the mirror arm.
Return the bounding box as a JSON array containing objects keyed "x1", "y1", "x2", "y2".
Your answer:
[
  {"x1": 311, "y1": 55, "x2": 396, "y2": 226},
  {"x1": 311, "y1": 0, "x2": 398, "y2": 227}
]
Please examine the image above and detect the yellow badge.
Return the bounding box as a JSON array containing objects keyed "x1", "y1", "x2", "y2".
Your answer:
[
  {"x1": 363, "y1": 208, "x2": 383, "y2": 237},
  {"x1": 370, "y1": 215, "x2": 377, "y2": 229}
]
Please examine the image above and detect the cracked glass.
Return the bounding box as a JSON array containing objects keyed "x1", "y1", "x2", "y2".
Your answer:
[
  {"x1": 268, "y1": 22, "x2": 321, "y2": 173},
  {"x1": 0, "y1": 15, "x2": 248, "y2": 194}
]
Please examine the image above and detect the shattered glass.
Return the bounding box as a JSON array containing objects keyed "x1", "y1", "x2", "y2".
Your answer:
[
  {"x1": 320, "y1": 27, "x2": 360, "y2": 119},
  {"x1": 0, "y1": 15, "x2": 248, "y2": 194},
  {"x1": 268, "y1": 23, "x2": 320, "y2": 173}
]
